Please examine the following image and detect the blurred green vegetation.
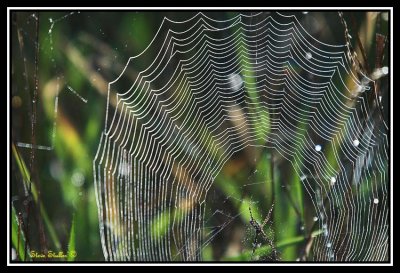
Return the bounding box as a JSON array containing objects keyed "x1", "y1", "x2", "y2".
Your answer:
[{"x1": 10, "y1": 11, "x2": 389, "y2": 262}]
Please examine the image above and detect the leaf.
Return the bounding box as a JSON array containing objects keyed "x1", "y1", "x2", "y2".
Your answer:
[
  {"x1": 12, "y1": 143, "x2": 62, "y2": 250},
  {"x1": 67, "y1": 213, "x2": 76, "y2": 261},
  {"x1": 11, "y1": 207, "x2": 27, "y2": 261}
]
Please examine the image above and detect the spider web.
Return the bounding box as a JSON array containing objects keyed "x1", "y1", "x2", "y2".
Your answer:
[{"x1": 93, "y1": 12, "x2": 389, "y2": 261}]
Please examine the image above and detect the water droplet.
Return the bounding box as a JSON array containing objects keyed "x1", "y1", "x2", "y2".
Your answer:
[
  {"x1": 374, "y1": 198, "x2": 379, "y2": 204},
  {"x1": 353, "y1": 139, "x2": 360, "y2": 147},
  {"x1": 313, "y1": 216, "x2": 318, "y2": 222},
  {"x1": 381, "y1": 66, "x2": 388, "y2": 75},
  {"x1": 379, "y1": 96, "x2": 382, "y2": 102},
  {"x1": 315, "y1": 145, "x2": 322, "y2": 152},
  {"x1": 330, "y1": 177, "x2": 336, "y2": 185},
  {"x1": 72, "y1": 170, "x2": 85, "y2": 187},
  {"x1": 228, "y1": 73, "x2": 243, "y2": 92},
  {"x1": 300, "y1": 225, "x2": 305, "y2": 231},
  {"x1": 300, "y1": 174, "x2": 307, "y2": 181},
  {"x1": 49, "y1": 18, "x2": 53, "y2": 23},
  {"x1": 305, "y1": 52, "x2": 312, "y2": 60},
  {"x1": 302, "y1": 11, "x2": 309, "y2": 14},
  {"x1": 327, "y1": 242, "x2": 332, "y2": 248}
]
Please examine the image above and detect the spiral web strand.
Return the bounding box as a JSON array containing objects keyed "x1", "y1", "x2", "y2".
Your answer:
[{"x1": 93, "y1": 12, "x2": 389, "y2": 261}]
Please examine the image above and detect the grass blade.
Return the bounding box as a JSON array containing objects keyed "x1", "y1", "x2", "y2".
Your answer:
[
  {"x1": 12, "y1": 143, "x2": 62, "y2": 251},
  {"x1": 67, "y1": 213, "x2": 76, "y2": 261}
]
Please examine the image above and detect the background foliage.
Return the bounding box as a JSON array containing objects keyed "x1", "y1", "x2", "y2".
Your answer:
[{"x1": 10, "y1": 11, "x2": 389, "y2": 262}]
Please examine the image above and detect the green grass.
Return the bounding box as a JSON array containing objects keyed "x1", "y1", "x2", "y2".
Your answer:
[
  {"x1": 11, "y1": 207, "x2": 28, "y2": 261},
  {"x1": 224, "y1": 230, "x2": 324, "y2": 261},
  {"x1": 67, "y1": 213, "x2": 76, "y2": 261},
  {"x1": 12, "y1": 143, "x2": 62, "y2": 252}
]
